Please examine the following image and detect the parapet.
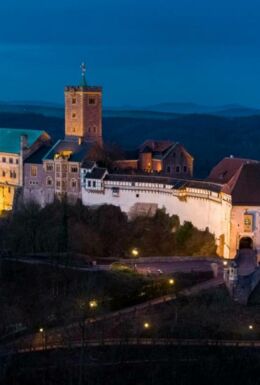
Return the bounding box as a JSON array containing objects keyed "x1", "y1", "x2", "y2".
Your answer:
[{"x1": 65, "y1": 86, "x2": 102, "y2": 93}]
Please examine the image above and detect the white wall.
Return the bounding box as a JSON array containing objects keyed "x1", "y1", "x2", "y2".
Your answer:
[{"x1": 82, "y1": 182, "x2": 232, "y2": 258}]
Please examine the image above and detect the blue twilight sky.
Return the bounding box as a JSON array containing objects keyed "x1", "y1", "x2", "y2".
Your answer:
[{"x1": 1, "y1": 0, "x2": 260, "y2": 107}]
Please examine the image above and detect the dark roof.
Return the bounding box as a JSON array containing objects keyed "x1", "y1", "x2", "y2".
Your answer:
[
  {"x1": 81, "y1": 159, "x2": 96, "y2": 169},
  {"x1": 207, "y1": 157, "x2": 259, "y2": 184},
  {"x1": 24, "y1": 145, "x2": 52, "y2": 164},
  {"x1": 105, "y1": 173, "x2": 222, "y2": 192},
  {"x1": 43, "y1": 139, "x2": 94, "y2": 162},
  {"x1": 228, "y1": 163, "x2": 260, "y2": 205},
  {"x1": 139, "y1": 139, "x2": 174, "y2": 154},
  {"x1": 85, "y1": 168, "x2": 107, "y2": 180}
]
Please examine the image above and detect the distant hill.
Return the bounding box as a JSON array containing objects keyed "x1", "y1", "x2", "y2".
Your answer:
[
  {"x1": 1, "y1": 101, "x2": 260, "y2": 118},
  {"x1": 141, "y1": 102, "x2": 260, "y2": 117},
  {"x1": 1, "y1": 110, "x2": 260, "y2": 178}
]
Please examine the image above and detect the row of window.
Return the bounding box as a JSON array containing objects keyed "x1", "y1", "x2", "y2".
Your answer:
[
  {"x1": 87, "y1": 180, "x2": 96, "y2": 188},
  {"x1": 31, "y1": 164, "x2": 79, "y2": 177},
  {"x1": 55, "y1": 179, "x2": 77, "y2": 189},
  {"x1": 71, "y1": 97, "x2": 96, "y2": 105},
  {"x1": 1, "y1": 157, "x2": 19, "y2": 164},
  {"x1": 166, "y1": 165, "x2": 187, "y2": 173},
  {"x1": 1, "y1": 170, "x2": 17, "y2": 178}
]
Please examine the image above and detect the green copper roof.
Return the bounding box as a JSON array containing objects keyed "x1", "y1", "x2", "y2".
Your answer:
[{"x1": 0, "y1": 128, "x2": 46, "y2": 154}]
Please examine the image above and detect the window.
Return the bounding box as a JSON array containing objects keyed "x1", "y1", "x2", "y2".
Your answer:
[
  {"x1": 72, "y1": 112, "x2": 76, "y2": 118},
  {"x1": 136, "y1": 194, "x2": 139, "y2": 198},
  {"x1": 93, "y1": 126, "x2": 96, "y2": 133},
  {"x1": 56, "y1": 181, "x2": 61, "y2": 188},
  {"x1": 72, "y1": 97, "x2": 77, "y2": 104},
  {"x1": 172, "y1": 152, "x2": 176, "y2": 159},
  {"x1": 112, "y1": 187, "x2": 120, "y2": 197},
  {"x1": 88, "y1": 97, "x2": 96, "y2": 105},
  {"x1": 31, "y1": 165, "x2": 37, "y2": 177},
  {"x1": 71, "y1": 166, "x2": 78, "y2": 173},
  {"x1": 46, "y1": 177, "x2": 53, "y2": 186},
  {"x1": 167, "y1": 166, "x2": 171, "y2": 173},
  {"x1": 183, "y1": 166, "x2": 187, "y2": 173},
  {"x1": 46, "y1": 163, "x2": 53, "y2": 172},
  {"x1": 93, "y1": 181, "x2": 96, "y2": 188},
  {"x1": 2, "y1": 157, "x2": 6, "y2": 163},
  {"x1": 9, "y1": 158, "x2": 13, "y2": 164},
  {"x1": 16, "y1": 159, "x2": 19, "y2": 164},
  {"x1": 131, "y1": 182, "x2": 135, "y2": 186},
  {"x1": 87, "y1": 180, "x2": 91, "y2": 187},
  {"x1": 72, "y1": 127, "x2": 76, "y2": 133},
  {"x1": 71, "y1": 180, "x2": 77, "y2": 188},
  {"x1": 2, "y1": 171, "x2": 5, "y2": 177},
  {"x1": 176, "y1": 166, "x2": 180, "y2": 173}
]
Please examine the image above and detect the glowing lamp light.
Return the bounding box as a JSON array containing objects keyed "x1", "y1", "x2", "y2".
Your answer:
[
  {"x1": 249, "y1": 324, "x2": 254, "y2": 330},
  {"x1": 39, "y1": 328, "x2": 44, "y2": 333},
  {"x1": 89, "y1": 300, "x2": 98, "y2": 309},
  {"x1": 223, "y1": 260, "x2": 228, "y2": 267},
  {"x1": 144, "y1": 322, "x2": 150, "y2": 329},
  {"x1": 169, "y1": 279, "x2": 175, "y2": 285},
  {"x1": 131, "y1": 248, "x2": 139, "y2": 257}
]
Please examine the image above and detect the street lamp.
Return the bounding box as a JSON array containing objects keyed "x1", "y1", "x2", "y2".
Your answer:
[
  {"x1": 223, "y1": 260, "x2": 228, "y2": 267},
  {"x1": 89, "y1": 300, "x2": 98, "y2": 309},
  {"x1": 144, "y1": 322, "x2": 150, "y2": 329},
  {"x1": 169, "y1": 278, "x2": 175, "y2": 285},
  {"x1": 131, "y1": 248, "x2": 139, "y2": 257},
  {"x1": 249, "y1": 324, "x2": 254, "y2": 330},
  {"x1": 39, "y1": 327, "x2": 44, "y2": 333}
]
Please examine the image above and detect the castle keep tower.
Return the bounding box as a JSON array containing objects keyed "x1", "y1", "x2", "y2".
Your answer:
[{"x1": 65, "y1": 63, "x2": 103, "y2": 146}]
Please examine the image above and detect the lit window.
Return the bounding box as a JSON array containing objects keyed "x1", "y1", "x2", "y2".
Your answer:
[{"x1": 31, "y1": 165, "x2": 37, "y2": 177}]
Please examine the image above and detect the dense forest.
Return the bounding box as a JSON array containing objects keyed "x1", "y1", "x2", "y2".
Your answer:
[{"x1": 1, "y1": 110, "x2": 260, "y2": 177}]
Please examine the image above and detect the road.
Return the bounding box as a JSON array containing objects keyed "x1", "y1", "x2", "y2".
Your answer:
[{"x1": 130, "y1": 260, "x2": 218, "y2": 275}]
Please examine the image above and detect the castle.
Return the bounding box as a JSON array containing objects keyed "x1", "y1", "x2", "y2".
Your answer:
[{"x1": 0, "y1": 67, "x2": 259, "y2": 261}]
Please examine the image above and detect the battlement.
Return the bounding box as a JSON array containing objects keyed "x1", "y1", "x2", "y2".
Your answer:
[{"x1": 65, "y1": 86, "x2": 102, "y2": 93}]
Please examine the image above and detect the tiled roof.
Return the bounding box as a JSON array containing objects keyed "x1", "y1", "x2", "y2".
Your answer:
[
  {"x1": 227, "y1": 163, "x2": 260, "y2": 205},
  {"x1": 43, "y1": 139, "x2": 93, "y2": 162},
  {"x1": 0, "y1": 128, "x2": 48, "y2": 154},
  {"x1": 207, "y1": 157, "x2": 259, "y2": 184},
  {"x1": 140, "y1": 139, "x2": 174, "y2": 153},
  {"x1": 81, "y1": 159, "x2": 96, "y2": 169},
  {"x1": 85, "y1": 167, "x2": 107, "y2": 180},
  {"x1": 24, "y1": 145, "x2": 52, "y2": 164}
]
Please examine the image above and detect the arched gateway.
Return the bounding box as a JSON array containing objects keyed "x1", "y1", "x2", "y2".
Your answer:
[{"x1": 239, "y1": 237, "x2": 253, "y2": 250}]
